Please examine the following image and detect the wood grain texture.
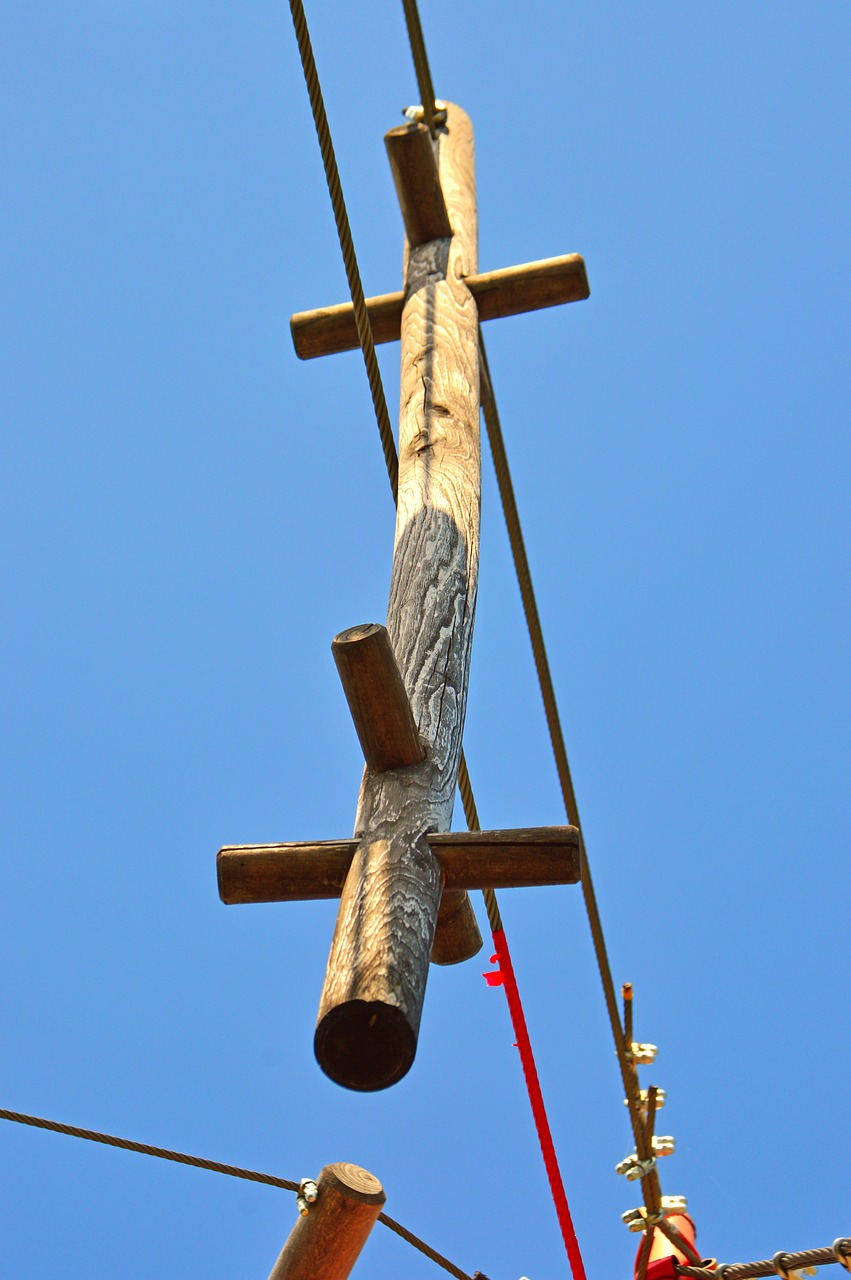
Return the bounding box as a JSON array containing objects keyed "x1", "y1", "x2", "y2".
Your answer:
[
  {"x1": 331, "y1": 623, "x2": 425, "y2": 773},
  {"x1": 290, "y1": 254, "x2": 589, "y2": 360},
  {"x1": 267, "y1": 1162, "x2": 385, "y2": 1280},
  {"x1": 315, "y1": 104, "x2": 482, "y2": 1090},
  {"x1": 217, "y1": 826, "x2": 581, "y2": 904},
  {"x1": 385, "y1": 122, "x2": 452, "y2": 247}
]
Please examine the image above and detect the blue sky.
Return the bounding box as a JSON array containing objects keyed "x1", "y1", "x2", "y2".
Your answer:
[{"x1": 2, "y1": 3, "x2": 849, "y2": 1277}]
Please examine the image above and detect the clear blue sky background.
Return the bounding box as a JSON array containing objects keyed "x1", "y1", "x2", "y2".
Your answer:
[{"x1": 2, "y1": 3, "x2": 848, "y2": 1277}]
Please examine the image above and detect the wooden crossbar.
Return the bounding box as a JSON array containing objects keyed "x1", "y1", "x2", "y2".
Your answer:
[
  {"x1": 290, "y1": 253, "x2": 590, "y2": 360},
  {"x1": 218, "y1": 826, "x2": 581, "y2": 905}
]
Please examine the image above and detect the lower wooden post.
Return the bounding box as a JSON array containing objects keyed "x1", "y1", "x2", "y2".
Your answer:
[{"x1": 267, "y1": 1162, "x2": 385, "y2": 1280}]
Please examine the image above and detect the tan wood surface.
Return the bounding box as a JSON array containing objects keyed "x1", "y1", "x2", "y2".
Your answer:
[
  {"x1": 217, "y1": 826, "x2": 581, "y2": 904},
  {"x1": 385, "y1": 121, "x2": 452, "y2": 247},
  {"x1": 331, "y1": 623, "x2": 425, "y2": 774},
  {"x1": 267, "y1": 1162, "x2": 385, "y2": 1280},
  {"x1": 314, "y1": 103, "x2": 482, "y2": 1090},
  {"x1": 290, "y1": 253, "x2": 589, "y2": 360}
]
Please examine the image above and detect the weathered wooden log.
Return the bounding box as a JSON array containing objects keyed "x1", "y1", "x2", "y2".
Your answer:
[
  {"x1": 331, "y1": 623, "x2": 424, "y2": 774},
  {"x1": 314, "y1": 104, "x2": 482, "y2": 1091},
  {"x1": 266, "y1": 1162, "x2": 385, "y2": 1280},
  {"x1": 289, "y1": 253, "x2": 589, "y2": 360},
  {"x1": 217, "y1": 826, "x2": 582, "y2": 904},
  {"x1": 385, "y1": 121, "x2": 452, "y2": 247}
]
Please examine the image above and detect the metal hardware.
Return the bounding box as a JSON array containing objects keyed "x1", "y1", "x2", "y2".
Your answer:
[
  {"x1": 403, "y1": 101, "x2": 448, "y2": 126},
  {"x1": 834, "y1": 1240, "x2": 851, "y2": 1273},
  {"x1": 622, "y1": 1207, "x2": 649, "y2": 1232},
  {"x1": 625, "y1": 1088, "x2": 666, "y2": 1110},
  {"x1": 615, "y1": 1152, "x2": 656, "y2": 1181},
  {"x1": 296, "y1": 1178, "x2": 319, "y2": 1216},
  {"x1": 660, "y1": 1195, "x2": 687, "y2": 1216},
  {"x1": 629, "y1": 1042, "x2": 658, "y2": 1065},
  {"x1": 652, "y1": 1134, "x2": 675, "y2": 1156}
]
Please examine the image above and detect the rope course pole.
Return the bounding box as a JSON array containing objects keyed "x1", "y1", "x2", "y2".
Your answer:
[{"x1": 0, "y1": 1108, "x2": 474, "y2": 1280}]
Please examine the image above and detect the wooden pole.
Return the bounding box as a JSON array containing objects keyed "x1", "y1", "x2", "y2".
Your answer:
[
  {"x1": 314, "y1": 103, "x2": 482, "y2": 1090},
  {"x1": 266, "y1": 1162, "x2": 385, "y2": 1280}
]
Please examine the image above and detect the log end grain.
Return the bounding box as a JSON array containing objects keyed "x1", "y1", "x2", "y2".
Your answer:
[{"x1": 314, "y1": 999, "x2": 417, "y2": 1092}]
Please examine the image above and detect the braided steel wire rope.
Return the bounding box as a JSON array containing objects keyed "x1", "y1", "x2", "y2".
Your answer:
[
  {"x1": 0, "y1": 1107, "x2": 298, "y2": 1192},
  {"x1": 288, "y1": 0, "x2": 398, "y2": 498},
  {"x1": 478, "y1": 335, "x2": 650, "y2": 1151},
  {"x1": 401, "y1": 0, "x2": 439, "y2": 135},
  {"x1": 0, "y1": 1108, "x2": 473, "y2": 1279},
  {"x1": 677, "y1": 1240, "x2": 851, "y2": 1279}
]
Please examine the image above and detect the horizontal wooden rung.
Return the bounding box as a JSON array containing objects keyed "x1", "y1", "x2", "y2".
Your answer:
[
  {"x1": 217, "y1": 825, "x2": 581, "y2": 905},
  {"x1": 290, "y1": 254, "x2": 590, "y2": 360}
]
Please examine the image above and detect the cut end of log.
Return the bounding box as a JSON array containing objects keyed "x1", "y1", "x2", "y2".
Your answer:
[
  {"x1": 314, "y1": 1000, "x2": 416, "y2": 1092},
  {"x1": 322, "y1": 1162, "x2": 386, "y2": 1206}
]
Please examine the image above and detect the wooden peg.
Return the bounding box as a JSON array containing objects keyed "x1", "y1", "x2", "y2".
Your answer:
[
  {"x1": 267, "y1": 1162, "x2": 385, "y2": 1280},
  {"x1": 384, "y1": 122, "x2": 452, "y2": 247},
  {"x1": 217, "y1": 826, "x2": 581, "y2": 904},
  {"x1": 331, "y1": 623, "x2": 424, "y2": 773},
  {"x1": 289, "y1": 253, "x2": 589, "y2": 360}
]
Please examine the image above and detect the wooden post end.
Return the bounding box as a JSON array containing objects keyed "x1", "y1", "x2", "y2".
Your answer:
[
  {"x1": 267, "y1": 1161, "x2": 385, "y2": 1280},
  {"x1": 331, "y1": 623, "x2": 424, "y2": 773},
  {"x1": 384, "y1": 122, "x2": 452, "y2": 247}
]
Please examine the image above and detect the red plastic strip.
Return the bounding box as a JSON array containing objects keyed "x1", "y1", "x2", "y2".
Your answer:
[{"x1": 486, "y1": 927, "x2": 587, "y2": 1280}]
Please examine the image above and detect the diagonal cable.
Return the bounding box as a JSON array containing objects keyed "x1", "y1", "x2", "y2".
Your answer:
[
  {"x1": 288, "y1": 0, "x2": 398, "y2": 498},
  {"x1": 0, "y1": 1108, "x2": 472, "y2": 1280},
  {"x1": 401, "y1": 0, "x2": 439, "y2": 135}
]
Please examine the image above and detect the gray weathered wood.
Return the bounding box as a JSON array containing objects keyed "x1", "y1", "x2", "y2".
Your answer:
[
  {"x1": 331, "y1": 623, "x2": 425, "y2": 774},
  {"x1": 314, "y1": 103, "x2": 482, "y2": 1091},
  {"x1": 266, "y1": 1162, "x2": 385, "y2": 1280},
  {"x1": 217, "y1": 826, "x2": 582, "y2": 903},
  {"x1": 290, "y1": 253, "x2": 589, "y2": 360}
]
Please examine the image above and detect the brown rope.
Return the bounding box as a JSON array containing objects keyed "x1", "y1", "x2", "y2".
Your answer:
[
  {"x1": 0, "y1": 1108, "x2": 473, "y2": 1280},
  {"x1": 288, "y1": 0, "x2": 398, "y2": 498},
  {"x1": 677, "y1": 1239, "x2": 851, "y2": 1278}
]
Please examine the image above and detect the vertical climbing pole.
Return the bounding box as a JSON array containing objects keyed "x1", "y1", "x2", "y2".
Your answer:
[{"x1": 314, "y1": 105, "x2": 481, "y2": 1090}]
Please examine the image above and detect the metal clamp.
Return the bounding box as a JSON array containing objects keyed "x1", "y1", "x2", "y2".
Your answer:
[
  {"x1": 615, "y1": 1153, "x2": 657, "y2": 1181},
  {"x1": 660, "y1": 1195, "x2": 687, "y2": 1216},
  {"x1": 772, "y1": 1252, "x2": 794, "y2": 1280},
  {"x1": 834, "y1": 1240, "x2": 851, "y2": 1273},
  {"x1": 629, "y1": 1042, "x2": 658, "y2": 1065},
  {"x1": 403, "y1": 101, "x2": 448, "y2": 126},
  {"x1": 625, "y1": 1088, "x2": 666, "y2": 1111},
  {"x1": 296, "y1": 1177, "x2": 319, "y2": 1216},
  {"x1": 652, "y1": 1135, "x2": 676, "y2": 1157}
]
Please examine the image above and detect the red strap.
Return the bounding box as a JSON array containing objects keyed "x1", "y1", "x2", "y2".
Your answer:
[{"x1": 485, "y1": 927, "x2": 587, "y2": 1280}]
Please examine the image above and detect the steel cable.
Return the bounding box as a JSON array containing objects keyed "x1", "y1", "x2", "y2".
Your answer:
[
  {"x1": 0, "y1": 1108, "x2": 472, "y2": 1280},
  {"x1": 401, "y1": 0, "x2": 439, "y2": 135},
  {"x1": 478, "y1": 334, "x2": 649, "y2": 1151},
  {"x1": 288, "y1": 0, "x2": 398, "y2": 498},
  {"x1": 677, "y1": 1240, "x2": 851, "y2": 1279}
]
